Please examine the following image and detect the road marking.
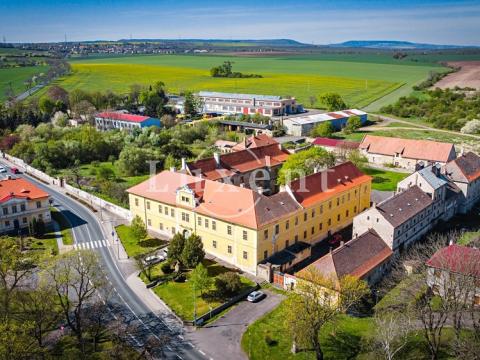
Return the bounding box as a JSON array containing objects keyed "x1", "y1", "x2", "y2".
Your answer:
[
  {"x1": 199, "y1": 350, "x2": 206, "y2": 356},
  {"x1": 74, "y1": 240, "x2": 109, "y2": 250}
]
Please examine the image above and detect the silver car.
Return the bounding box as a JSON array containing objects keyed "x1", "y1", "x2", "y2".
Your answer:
[{"x1": 247, "y1": 290, "x2": 265, "y2": 302}]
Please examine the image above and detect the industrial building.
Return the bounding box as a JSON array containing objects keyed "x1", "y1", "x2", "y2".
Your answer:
[
  {"x1": 283, "y1": 109, "x2": 367, "y2": 136},
  {"x1": 198, "y1": 91, "x2": 303, "y2": 117},
  {"x1": 95, "y1": 112, "x2": 162, "y2": 132}
]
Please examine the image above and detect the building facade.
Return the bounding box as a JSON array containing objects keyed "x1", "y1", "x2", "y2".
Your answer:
[
  {"x1": 426, "y1": 244, "x2": 480, "y2": 306},
  {"x1": 352, "y1": 186, "x2": 440, "y2": 253},
  {"x1": 443, "y1": 152, "x2": 480, "y2": 214},
  {"x1": 359, "y1": 135, "x2": 457, "y2": 171},
  {"x1": 0, "y1": 178, "x2": 51, "y2": 234},
  {"x1": 95, "y1": 112, "x2": 162, "y2": 132},
  {"x1": 198, "y1": 91, "x2": 302, "y2": 117},
  {"x1": 283, "y1": 109, "x2": 367, "y2": 136},
  {"x1": 128, "y1": 162, "x2": 372, "y2": 275}
]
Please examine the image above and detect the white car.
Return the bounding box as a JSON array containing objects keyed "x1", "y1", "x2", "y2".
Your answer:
[
  {"x1": 143, "y1": 255, "x2": 162, "y2": 266},
  {"x1": 0, "y1": 166, "x2": 7, "y2": 173},
  {"x1": 247, "y1": 290, "x2": 265, "y2": 303}
]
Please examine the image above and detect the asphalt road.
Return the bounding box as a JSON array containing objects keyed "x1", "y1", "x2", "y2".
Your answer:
[{"x1": 0, "y1": 160, "x2": 206, "y2": 360}]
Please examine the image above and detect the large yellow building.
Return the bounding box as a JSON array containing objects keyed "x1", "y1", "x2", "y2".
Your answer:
[{"x1": 128, "y1": 162, "x2": 371, "y2": 275}]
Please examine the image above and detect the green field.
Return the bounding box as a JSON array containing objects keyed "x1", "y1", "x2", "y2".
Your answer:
[
  {"x1": 47, "y1": 54, "x2": 444, "y2": 109},
  {"x1": 0, "y1": 65, "x2": 47, "y2": 101}
]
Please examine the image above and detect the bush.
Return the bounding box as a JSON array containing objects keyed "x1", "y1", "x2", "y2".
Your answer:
[
  {"x1": 130, "y1": 215, "x2": 147, "y2": 240},
  {"x1": 161, "y1": 261, "x2": 173, "y2": 274},
  {"x1": 215, "y1": 272, "x2": 242, "y2": 298},
  {"x1": 173, "y1": 273, "x2": 186, "y2": 283}
]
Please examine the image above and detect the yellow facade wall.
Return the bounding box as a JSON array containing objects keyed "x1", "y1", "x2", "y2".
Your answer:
[{"x1": 129, "y1": 180, "x2": 371, "y2": 275}]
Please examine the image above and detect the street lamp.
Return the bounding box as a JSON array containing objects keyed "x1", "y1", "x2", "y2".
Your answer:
[{"x1": 193, "y1": 282, "x2": 197, "y2": 326}]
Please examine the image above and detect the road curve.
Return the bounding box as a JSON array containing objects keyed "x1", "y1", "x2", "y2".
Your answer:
[{"x1": 1, "y1": 160, "x2": 206, "y2": 360}]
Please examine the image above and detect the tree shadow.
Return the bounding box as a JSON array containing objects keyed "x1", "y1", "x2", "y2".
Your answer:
[
  {"x1": 138, "y1": 238, "x2": 167, "y2": 248},
  {"x1": 322, "y1": 330, "x2": 362, "y2": 360}
]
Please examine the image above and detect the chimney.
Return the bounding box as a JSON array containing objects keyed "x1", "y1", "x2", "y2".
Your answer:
[
  {"x1": 266, "y1": 155, "x2": 271, "y2": 168},
  {"x1": 213, "y1": 152, "x2": 221, "y2": 168},
  {"x1": 329, "y1": 246, "x2": 332, "y2": 254},
  {"x1": 340, "y1": 240, "x2": 344, "y2": 247},
  {"x1": 181, "y1": 158, "x2": 187, "y2": 171},
  {"x1": 449, "y1": 239, "x2": 454, "y2": 246},
  {"x1": 314, "y1": 166, "x2": 319, "y2": 174}
]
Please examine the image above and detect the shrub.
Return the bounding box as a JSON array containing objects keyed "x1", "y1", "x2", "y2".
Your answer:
[
  {"x1": 215, "y1": 272, "x2": 242, "y2": 298},
  {"x1": 130, "y1": 215, "x2": 147, "y2": 240},
  {"x1": 181, "y1": 234, "x2": 205, "y2": 268},
  {"x1": 461, "y1": 119, "x2": 480, "y2": 134},
  {"x1": 161, "y1": 261, "x2": 173, "y2": 274}
]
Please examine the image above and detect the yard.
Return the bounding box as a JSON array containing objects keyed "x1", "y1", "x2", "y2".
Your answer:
[
  {"x1": 50, "y1": 207, "x2": 74, "y2": 245},
  {"x1": 150, "y1": 259, "x2": 255, "y2": 321},
  {"x1": 115, "y1": 224, "x2": 167, "y2": 258},
  {"x1": 241, "y1": 298, "x2": 471, "y2": 360},
  {"x1": 360, "y1": 166, "x2": 408, "y2": 191}
]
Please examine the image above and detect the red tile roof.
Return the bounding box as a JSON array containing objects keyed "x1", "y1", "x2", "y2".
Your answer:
[
  {"x1": 97, "y1": 112, "x2": 151, "y2": 123},
  {"x1": 232, "y1": 134, "x2": 278, "y2": 151},
  {"x1": 0, "y1": 178, "x2": 49, "y2": 203},
  {"x1": 313, "y1": 137, "x2": 360, "y2": 149},
  {"x1": 359, "y1": 135, "x2": 456, "y2": 163},
  {"x1": 297, "y1": 229, "x2": 392, "y2": 281},
  {"x1": 426, "y1": 244, "x2": 480, "y2": 278},
  {"x1": 187, "y1": 143, "x2": 289, "y2": 181},
  {"x1": 444, "y1": 152, "x2": 480, "y2": 183},
  {"x1": 127, "y1": 170, "x2": 300, "y2": 229},
  {"x1": 289, "y1": 162, "x2": 371, "y2": 207}
]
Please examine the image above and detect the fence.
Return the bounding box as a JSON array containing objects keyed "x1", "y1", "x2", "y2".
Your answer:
[
  {"x1": 4, "y1": 153, "x2": 132, "y2": 221},
  {"x1": 191, "y1": 283, "x2": 260, "y2": 326}
]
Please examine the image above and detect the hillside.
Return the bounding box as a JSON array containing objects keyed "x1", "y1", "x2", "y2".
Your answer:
[{"x1": 330, "y1": 40, "x2": 477, "y2": 50}]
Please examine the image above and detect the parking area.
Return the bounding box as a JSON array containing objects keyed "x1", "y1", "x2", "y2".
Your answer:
[{"x1": 188, "y1": 289, "x2": 284, "y2": 360}]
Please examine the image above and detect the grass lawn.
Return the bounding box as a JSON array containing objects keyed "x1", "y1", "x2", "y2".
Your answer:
[
  {"x1": 360, "y1": 166, "x2": 409, "y2": 191},
  {"x1": 115, "y1": 224, "x2": 167, "y2": 258},
  {"x1": 50, "y1": 207, "x2": 74, "y2": 245},
  {"x1": 152, "y1": 259, "x2": 255, "y2": 320},
  {"x1": 385, "y1": 121, "x2": 424, "y2": 128},
  {"x1": 242, "y1": 299, "x2": 467, "y2": 360},
  {"x1": 458, "y1": 231, "x2": 480, "y2": 245},
  {"x1": 0, "y1": 65, "x2": 48, "y2": 101},
  {"x1": 28, "y1": 235, "x2": 59, "y2": 258},
  {"x1": 40, "y1": 53, "x2": 444, "y2": 109}
]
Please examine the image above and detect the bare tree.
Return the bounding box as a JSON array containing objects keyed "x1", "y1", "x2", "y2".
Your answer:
[
  {"x1": 373, "y1": 311, "x2": 412, "y2": 360},
  {"x1": 0, "y1": 237, "x2": 35, "y2": 322},
  {"x1": 45, "y1": 250, "x2": 106, "y2": 355},
  {"x1": 284, "y1": 268, "x2": 369, "y2": 360}
]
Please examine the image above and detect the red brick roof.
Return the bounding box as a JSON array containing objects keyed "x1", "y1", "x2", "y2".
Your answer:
[
  {"x1": 313, "y1": 137, "x2": 360, "y2": 149},
  {"x1": 359, "y1": 135, "x2": 455, "y2": 163},
  {"x1": 232, "y1": 134, "x2": 278, "y2": 151},
  {"x1": 289, "y1": 162, "x2": 371, "y2": 207},
  {"x1": 97, "y1": 112, "x2": 151, "y2": 123},
  {"x1": 444, "y1": 152, "x2": 480, "y2": 183},
  {"x1": 187, "y1": 143, "x2": 289, "y2": 181},
  {"x1": 0, "y1": 178, "x2": 49, "y2": 203},
  {"x1": 298, "y1": 229, "x2": 392, "y2": 281},
  {"x1": 426, "y1": 244, "x2": 480, "y2": 278}
]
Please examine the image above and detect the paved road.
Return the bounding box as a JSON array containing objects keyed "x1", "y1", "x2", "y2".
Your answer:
[
  {"x1": 188, "y1": 290, "x2": 284, "y2": 360},
  {"x1": 0, "y1": 160, "x2": 206, "y2": 360}
]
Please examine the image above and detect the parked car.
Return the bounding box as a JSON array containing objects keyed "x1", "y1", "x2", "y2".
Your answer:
[
  {"x1": 142, "y1": 255, "x2": 162, "y2": 266},
  {"x1": 10, "y1": 167, "x2": 20, "y2": 174},
  {"x1": 247, "y1": 290, "x2": 265, "y2": 303},
  {"x1": 0, "y1": 166, "x2": 7, "y2": 173}
]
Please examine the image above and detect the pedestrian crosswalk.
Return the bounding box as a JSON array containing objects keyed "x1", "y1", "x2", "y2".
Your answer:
[{"x1": 73, "y1": 240, "x2": 109, "y2": 250}]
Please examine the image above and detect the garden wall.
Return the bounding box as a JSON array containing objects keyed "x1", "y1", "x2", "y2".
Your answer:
[{"x1": 4, "y1": 153, "x2": 132, "y2": 221}]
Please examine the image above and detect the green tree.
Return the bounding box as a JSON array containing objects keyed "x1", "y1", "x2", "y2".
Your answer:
[
  {"x1": 277, "y1": 147, "x2": 336, "y2": 185},
  {"x1": 130, "y1": 215, "x2": 147, "y2": 240},
  {"x1": 96, "y1": 165, "x2": 115, "y2": 181},
  {"x1": 168, "y1": 233, "x2": 186, "y2": 266},
  {"x1": 190, "y1": 263, "x2": 212, "y2": 296},
  {"x1": 117, "y1": 146, "x2": 152, "y2": 176},
  {"x1": 164, "y1": 154, "x2": 179, "y2": 171},
  {"x1": 284, "y1": 268, "x2": 369, "y2": 360},
  {"x1": 215, "y1": 272, "x2": 242, "y2": 298},
  {"x1": 343, "y1": 115, "x2": 362, "y2": 134},
  {"x1": 139, "y1": 81, "x2": 169, "y2": 118},
  {"x1": 310, "y1": 122, "x2": 334, "y2": 138},
  {"x1": 183, "y1": 91, "x2": 203, "y2": 117},
  {"x1": 38, "y1": 96, "x2": 56, "y2": 116},
  {"x1": 181, "y1": 234, "x2": 205, "y2": 269},
  {"x1": 346, "y1": 149, "x2": 368, "y2": 167},
  {"x1": 319, "y1": 92, "x2": 347, "y2": 111}
]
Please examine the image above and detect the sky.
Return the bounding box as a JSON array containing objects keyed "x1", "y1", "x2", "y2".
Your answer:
[{"x1": 1, "y1": 0, "x2": 480, "y2": 45}]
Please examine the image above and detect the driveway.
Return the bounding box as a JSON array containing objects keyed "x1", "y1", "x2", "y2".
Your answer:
[{"x1": 188, "y1": 290, "x2": 284, "y2": 360}]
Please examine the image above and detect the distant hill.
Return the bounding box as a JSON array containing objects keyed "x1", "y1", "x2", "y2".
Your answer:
[
  {"x1": 329, "y1": 40, "x2": 478, "y2": 50},
  {"x1": 117, "y1": 38, "x2": 310, "y2": 47}
]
